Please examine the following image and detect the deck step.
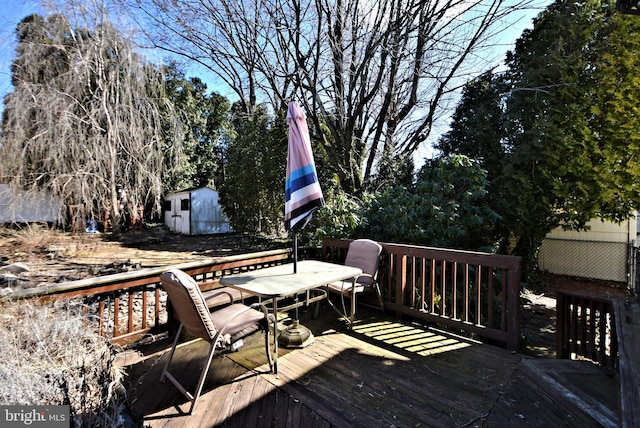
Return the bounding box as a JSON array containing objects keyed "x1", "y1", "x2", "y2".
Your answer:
[
  {"x1": 519, "y1": 358, "x2": 619, "y2": 427},
  {"x1": 613, "y1": 298, "x2": 640, "y2": 428}
]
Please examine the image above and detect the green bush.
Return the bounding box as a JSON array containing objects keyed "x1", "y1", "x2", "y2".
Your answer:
[
  {"x1": 312, "y1": 191, "x2": 364, "y2": 242},
  {"x1": 359, "y1": 155, "x2": 500, "y2": 250}
]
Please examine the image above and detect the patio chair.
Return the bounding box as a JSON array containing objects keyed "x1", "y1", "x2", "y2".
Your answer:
[
  {"x1": 323, "y1": 239, "x2": 385, "y2": 327},
  {"x1": 159, "y1": 268, "x2": 273, "y2": 414}
]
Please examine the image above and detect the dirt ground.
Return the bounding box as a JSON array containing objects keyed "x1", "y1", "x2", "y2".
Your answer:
[
  {"x1": 520, "y1": 270, "x2": 630, "y2": 356},
  {"x1": 0, "y1": 225, "x2": 289, "y2": 289},
  {"x1": 2, "y1": 225, "x2": 631, "y2": 293}
]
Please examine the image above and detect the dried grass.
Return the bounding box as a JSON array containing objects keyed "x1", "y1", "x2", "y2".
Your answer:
[
  {"x1": 0, "y1": 224, "x2": 60, "y2": 259},
  {"x1": 0, "y1": 298, "x2": 127, "y2": 427}
]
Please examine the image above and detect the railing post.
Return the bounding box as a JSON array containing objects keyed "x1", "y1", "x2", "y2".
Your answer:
[
  {"x1": 395, "y1": 253, "x2": 407, "y2": 318},
  {"x1": 556, "y1": 291, "x2": 567, "y2": 359},
  {"x1": 507, "y1": 261, "x2": 521, "y2": 352}
]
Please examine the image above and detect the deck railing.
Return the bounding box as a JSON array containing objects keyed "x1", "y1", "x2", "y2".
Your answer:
[
  {"x1": 7, "y1": 239, "x2": 522, "y2": 351},
  {"x1": 556, "y1": 290, "x2": 618, "y2": 370},
  {"x1": 321, "y1": 239, "x2": 522, "y2": 351},
  {"x1": 7, "y1": 249, "x2": 295, "y2": 345}
]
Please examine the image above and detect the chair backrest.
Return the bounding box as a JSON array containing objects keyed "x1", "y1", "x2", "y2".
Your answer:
[
  {"x1": 344, "y1": 239, "x2": 382, "y2": 286},
  {"x1": 160, "y1": 269, "x2": 217, "y2": 342}
]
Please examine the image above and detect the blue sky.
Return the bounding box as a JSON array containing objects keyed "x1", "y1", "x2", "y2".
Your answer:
[
  {"x1": 0, "y1": 0, "x2": 545, "y2": 128},
  {"x1": 1, "y1": 1, "x2": 44, "y2": 110}
]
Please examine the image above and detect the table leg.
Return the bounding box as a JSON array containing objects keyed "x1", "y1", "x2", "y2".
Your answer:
[{"x1": 272, "y1": 298, "x2": 279, "y2": 375}]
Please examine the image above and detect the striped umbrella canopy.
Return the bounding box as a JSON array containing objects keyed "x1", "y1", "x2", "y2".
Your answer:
[{"x1": 285, "y1": 101, "x2": 324, "y2": 270}]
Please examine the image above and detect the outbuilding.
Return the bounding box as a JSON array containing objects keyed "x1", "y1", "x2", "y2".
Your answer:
[
  {"x1": 0, "y1": 184, "x2": 61, "y2": 224},
  {"x1": 162, "y1": 187, "x2": 232, "y2": 235}
]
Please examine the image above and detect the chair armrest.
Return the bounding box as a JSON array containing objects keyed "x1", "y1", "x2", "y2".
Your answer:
[
  {"x1": 348, "y1": 273, "x2": 376, "y2": 287},
  {"x1": 354, "y1": 273, "x2": 375, "y2": 283},
  {"x1": 249, "y1": 302, "x2": 276, "y2": 323},
  {"x1": 204, "y1": 290, "x2": 234, "y2": 305},
  {"x1": 203, "y1": 286, "x2": 255, "y2": 310}
]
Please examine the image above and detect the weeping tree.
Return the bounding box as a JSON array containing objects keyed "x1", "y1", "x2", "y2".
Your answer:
[
  {"x1": 0, "y1": 3, "x2": 183, "y2": 233},
  {"x1": 118, "y1": 0, "x2": 541, "y2": 195}
]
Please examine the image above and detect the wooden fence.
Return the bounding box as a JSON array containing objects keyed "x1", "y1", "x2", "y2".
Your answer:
[
  {"x1": 556, "y1": 291, "x2": 640, "y2": 427},
  {"x1": 321, "y1": 239, "x2": 522, "y2": 351},
  {"x1": 556, "y1": 290, "x2": 618, "y2": 370},
  {"x1": 8, "y1": 249, "x2": 295, "y2": 346},
  {"x1": 7, "y1": 239, "x2": 522, "y2": 351}
]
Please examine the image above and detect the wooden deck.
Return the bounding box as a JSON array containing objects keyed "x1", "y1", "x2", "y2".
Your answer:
[{"x1": 119, "y1": 305, "x2": 619, "y2": 427}]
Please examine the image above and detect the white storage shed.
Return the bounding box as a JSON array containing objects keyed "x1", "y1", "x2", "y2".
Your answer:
[
  {"x1": 163, "y1": 187, "x2": 232, "y2": 235},
  {"x1": 0, "y1": 184, "x2": 61, "y2": 224}
]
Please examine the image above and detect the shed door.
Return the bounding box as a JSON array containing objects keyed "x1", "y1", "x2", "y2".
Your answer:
[{"x1": 166, "y1": 197, "x2": 190, "y2": 234}]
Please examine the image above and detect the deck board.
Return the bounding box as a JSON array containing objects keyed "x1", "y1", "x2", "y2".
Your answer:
[{"x1": 121, "y1": 306, "x2": 617, "y2": 427}]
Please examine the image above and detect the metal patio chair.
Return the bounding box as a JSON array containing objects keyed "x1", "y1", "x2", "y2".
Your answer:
[
  {"x1": 159, "y1": 268, "x2": 273, "y2": 414},
  {"x1": 323, "y1": 239, "x2": 385, "y2": 327}
]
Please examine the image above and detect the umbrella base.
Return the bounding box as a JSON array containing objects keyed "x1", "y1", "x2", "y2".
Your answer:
[{"x1": 278, "y1": 320, "x2": 315, "y2": 349}]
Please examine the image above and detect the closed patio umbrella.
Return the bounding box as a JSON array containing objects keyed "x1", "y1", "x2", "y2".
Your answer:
[
  {"x1": 282, "y1": 101, "x2": 325, "y2": 348},
  {"x1": 285, "y1": 101, "x2": 324, "y2": 273}
]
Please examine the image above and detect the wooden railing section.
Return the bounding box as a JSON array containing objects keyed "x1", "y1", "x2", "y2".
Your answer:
[
  {"x1": 7, "y1": 240, "x2": 522, "y2": 351},
  {"x1": 556, "y1": 290, "x2": 618, "y2": 370},
  {"x1": 321, "y1": 239, "x2": 522, "y2": 351},
  {"x1": 8, "y1": 249, "x2": 294, "y2": 345},
  {"x1": 556, "y1": 291, "x2": 640, "y2": 427},
  {"x1": 613, "y1": 298, "x2": 640, "y2": 428}
]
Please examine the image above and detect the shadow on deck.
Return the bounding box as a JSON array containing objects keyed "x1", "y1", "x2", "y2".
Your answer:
[{"x1": 118, "y1": 305, "x2": 619, "y2": 427}]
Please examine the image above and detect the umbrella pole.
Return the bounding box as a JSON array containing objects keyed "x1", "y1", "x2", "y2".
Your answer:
[
  {"x1": 293, "y1": 230, "x2": 298, "y2": 273},
  {"x1": 280, "y1": 228, "x2": 314, "y2": 348}
]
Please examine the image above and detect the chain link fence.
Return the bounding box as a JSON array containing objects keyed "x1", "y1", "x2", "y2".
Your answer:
[
  {"x1": 632, "y1": 241, "x2": 639, "y2": 297},
  {"x1": 538, "y1": 238, "x2": 636, "y2": 294}
]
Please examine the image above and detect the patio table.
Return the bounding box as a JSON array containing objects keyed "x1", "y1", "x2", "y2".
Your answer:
[{"x1": 220, "y1": 259, "x2": 362, "y2": 373}]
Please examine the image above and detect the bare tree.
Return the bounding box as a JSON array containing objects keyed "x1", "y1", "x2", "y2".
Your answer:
[
  {"x1": 0, "y1": 1, "x2": 183, "y2": 232},
  {"x1": 121, "y1": 0, "x2": 538, "y2": 194}
]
